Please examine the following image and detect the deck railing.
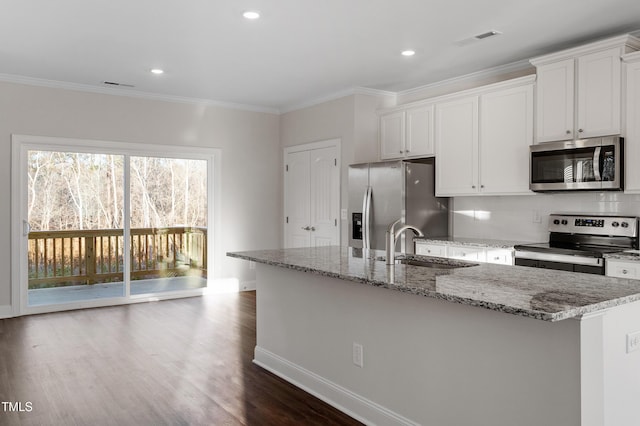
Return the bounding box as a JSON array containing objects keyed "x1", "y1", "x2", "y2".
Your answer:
[{"x1": 28, "y1": 227, "x2": 207, "y2": 289}]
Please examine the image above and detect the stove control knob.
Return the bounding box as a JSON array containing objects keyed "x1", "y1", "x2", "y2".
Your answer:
[
  {"x1": 612, "y1": 221, "x2": 620, "y2": 227},
  {"x1": 553, "y1": 219, "x2": 560, "y2": 225},
  {"x1": 561, "y1": 219, "x2": 568, "y2": 225},
  {"x1": 622, "y1": 222, "x2": 629, "y2": 228}
]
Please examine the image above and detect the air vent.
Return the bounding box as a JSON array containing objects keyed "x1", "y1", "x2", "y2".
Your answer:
[
  {"x1": 102, "y1": 81, "x2": 135, "y2": 88},
  {"x1": 455, "y1": 30, "x2": 502, "y2": 47},
  {"x1": 474, "y1": 30, "x2": 501, "y2": 40}
]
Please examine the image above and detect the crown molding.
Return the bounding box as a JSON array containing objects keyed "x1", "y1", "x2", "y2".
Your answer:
[
  {"x1": 0, "y1": 73, "x2": 280, "y2": 115},
  {"x1": 530, "y1": 34, "x2": 640, "y2": 66},
  {"x1": 280, "y1": 87, "x2": 396, "y2": 114},
  {"x1": 397, "y1": 59, "x2": 533, "y2": 100}
]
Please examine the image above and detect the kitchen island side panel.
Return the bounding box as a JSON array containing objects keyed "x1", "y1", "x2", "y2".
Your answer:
[{"x1": 255, "y1": 264, "x2": 581, "y2": 426}]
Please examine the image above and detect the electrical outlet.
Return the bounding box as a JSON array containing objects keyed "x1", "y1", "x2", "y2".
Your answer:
[
  {"x1": 341, "y1": 208, "x2": 347, "y2": 220},
  {"x1": 353, "y1": 342, "x2": 364, "y2": 368},
  {"x1": 627, "y1": 331, "x2": 640, "y2": 353}
]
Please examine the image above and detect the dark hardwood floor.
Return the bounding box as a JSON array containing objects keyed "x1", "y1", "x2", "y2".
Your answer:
[{"x1": 0, "y1": 292, "x2": 363, "y2": 426}]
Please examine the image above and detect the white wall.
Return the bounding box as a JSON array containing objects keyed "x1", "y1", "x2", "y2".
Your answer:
[
  {"x1": 0, "y1": 81, "x2": 281, "y2": 310},
  {"x1": 280, "y1": 93, "x2": 393, "y2": 246},
  {"x1": 452, "y1": 193, "x2": 640, "y2": 242}
]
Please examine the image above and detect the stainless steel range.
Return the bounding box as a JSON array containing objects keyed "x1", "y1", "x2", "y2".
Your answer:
[{"x1": 514, "y1": 214, "x2": 639, "y2": 275}]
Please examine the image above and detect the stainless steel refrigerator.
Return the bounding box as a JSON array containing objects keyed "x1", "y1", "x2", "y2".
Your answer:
[{"x1": 348, "y1": 158, "x2": 449, "y2": 254}]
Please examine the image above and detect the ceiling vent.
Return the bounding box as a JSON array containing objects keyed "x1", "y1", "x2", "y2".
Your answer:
[
  {"x1": 455, "y1": 30, "x2": 502, "y2": 47},
  {"x1": 102, "y1": 81, "x2": 135, "y2": 88}
]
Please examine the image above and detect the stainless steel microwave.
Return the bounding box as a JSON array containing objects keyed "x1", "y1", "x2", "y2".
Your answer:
[{"x1": 530, "y1": 136, "x2": 623, "y2": 192}]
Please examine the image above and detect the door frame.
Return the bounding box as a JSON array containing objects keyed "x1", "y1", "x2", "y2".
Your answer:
[
  {"x1": 283, "y1": 138, "x2": 341, "y2": 248},
  {"x1": 11, "y1": 134, "x2": 222, "y2": 317}
]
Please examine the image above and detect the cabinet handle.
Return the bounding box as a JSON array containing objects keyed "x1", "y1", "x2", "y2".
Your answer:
[
  {"x1": 472, "y1": 185, "x2": 476, "y2": 189},
  {"x1": 310, "y1": 226, "x2": 316, "y2": 231},
  {"x1": 566, "y1": 130, "x2": 571, "y2": 134},
  {"x1": 578, "y1": 129, "x2": 584, "y2": 133},
  {"x1": 427, "y1": 249, "x2": 432, "y2": 253},
  {"x1": 494, "y1": 256, "x2": 500, "y2": 261},
  {"x1": 405, "y1": 149, "x2": 410, "y2": 153},
  {"x1": 302, "y1": 226, "x2": 310, "y2": 231},
  {"x1": 399, "y1": 150, "x2": 404, "y2": 154},
  {"x1": 480, "y1": 185, "x2": 485, "y2": 189},
  {"x1": 622, "y1": 269, "x2": 629, "y2": 275}
]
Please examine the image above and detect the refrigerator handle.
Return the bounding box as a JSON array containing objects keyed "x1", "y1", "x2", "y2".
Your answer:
[{"x1": 363, "y1": 186, "x2": 372, "y2": 250}]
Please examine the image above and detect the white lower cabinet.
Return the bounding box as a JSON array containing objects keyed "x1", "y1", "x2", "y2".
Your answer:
[
  {"x1": 606, "y1": 260, "x2": 640, "y2": 279},
  {"x1": 447, "y1": 246, "x2": 486, "y2": 262},
  {"x1": 415, "y1": 243, "x2": 447, "y2": 257},
  {"x1": 485, "y1": 249, "x2": 515, "y2": 266},
  {"x1": 415, "y1": 242, "x2": 514, "y2": 266}
]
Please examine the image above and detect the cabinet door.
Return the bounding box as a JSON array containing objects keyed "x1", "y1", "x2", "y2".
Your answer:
[
  {"x1": 415, "y1": 242, "x2": 447, "y2": 257},
  {"x1": 479, "y1": 84, "x2": 533, "y2": 195},
  {"x1": 485, "y1": 249, "x2": 514, "y2": 265},
  {"x1": 380, "y1": 111, "x2": 405, "y2": 160},
  {"x1": 625, "y1": 59, "x2": 640, "y2": 192},
  {"x1": 435, "y1": 96, "x2": 479, "y2": 196},
  {"x1": 405, "y1": 104, "x2": 434, "y2": 157},
  {"x1": 606, "y1": 260, "x2": 640, "y2": 279},
  {"x1": 447, "y1": 245, "x2": 486, "y2": 262},
  {"x1": 535, "y1": 59, "x2": 574, "y2": 142},
  {"x1": 577, "y1": 47, "x2": 622, "y2": 138}
]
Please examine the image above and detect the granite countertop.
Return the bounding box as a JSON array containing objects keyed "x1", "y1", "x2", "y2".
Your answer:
[
  {"x1": 605, "y1": 250, "x2": 640, "y2": 262},
  {"x1": 414, "y1": 237, "x2": 526, "y2": 249},
  {"x1": 227, "y1": 246, "x2": 640, "y2": 322}
]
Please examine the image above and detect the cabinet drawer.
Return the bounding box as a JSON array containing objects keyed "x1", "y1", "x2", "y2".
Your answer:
[
  {"x1": 485, "y1": 249, "x2": 514, "y2": 265},
  {"x1": 415, "y1": 243, "x2": 447, "y2": 257},
  {"x1": 448, "y1": 246, "x2": 486, "y2": 262},
  {"x1": 606, "y1": 260, "x2": 640, "y2": 279}
]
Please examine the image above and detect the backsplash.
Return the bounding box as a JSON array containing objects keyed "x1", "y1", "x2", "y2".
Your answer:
[{"x1": 452, "y1": 193, "x2": 640, "y2": 242}]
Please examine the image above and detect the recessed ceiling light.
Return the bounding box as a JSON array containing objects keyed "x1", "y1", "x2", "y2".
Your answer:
[
  {"x1": 243, "y1": 10, "x2": 260, "y2": 20},
  {"x1": 150, "y1": 68, "x2": 164, "y2": 75},
  {"x1": 401, "y1": 50, "x2": 416, "y2": 57}
]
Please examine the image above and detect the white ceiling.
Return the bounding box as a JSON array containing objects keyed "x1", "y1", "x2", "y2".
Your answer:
[{"x1": 1, "y1": 0, "x2": 640, "y2": 112}]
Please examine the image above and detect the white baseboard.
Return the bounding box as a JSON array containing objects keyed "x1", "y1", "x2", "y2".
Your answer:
[
  {"x1": 253, "y1": 346, "x2": 418, "y2": 426},
  {"x1": 0, "y1": 304, "x2": 15, "y2": 319},
  {"x1": 240, "y1": 280, "x2": 256, "y2": 291}
]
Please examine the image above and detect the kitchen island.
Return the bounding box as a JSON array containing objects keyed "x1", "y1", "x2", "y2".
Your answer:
[{"x1": 227, "y1": 246, "x2": 640, "y2": 426}]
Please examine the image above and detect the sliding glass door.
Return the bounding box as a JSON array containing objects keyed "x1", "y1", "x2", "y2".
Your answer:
[
  {"x1": 129, "y1": 156, "x2": 208, "y2": 295},
  {"x1": 13, "y1": 135, "x2": 218, "y2": 314}
]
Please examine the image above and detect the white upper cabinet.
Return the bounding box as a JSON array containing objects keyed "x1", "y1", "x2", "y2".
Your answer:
[
  {"x1": 531, "y1": 35, "x2": 640, "y2": 143},
  {"x1": 479, "y1": 83, "x2": 534, "y2": 195},
  {"x1": 624, "y1": 52, "x2": 640, "y2": 193},
  {"x1": 380, "y1": 104, "x2": 434, "y2": 160},
  {"x1": 435, "y1": 77, "x2": 534, "y2": 196},
  {"x1": 535, "y1": 59, "x2": 575, "y2": 142},
  {"x1": 435, "y1": 96, "x2": 479, "y2": 196}
]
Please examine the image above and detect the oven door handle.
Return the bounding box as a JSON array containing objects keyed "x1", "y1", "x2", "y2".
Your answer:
[{"x1": 593, "y1": 146, "x2": 601, "y2": 182}]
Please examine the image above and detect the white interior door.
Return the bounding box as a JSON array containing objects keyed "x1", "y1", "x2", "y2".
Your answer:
[
  {"x1": 285, "y1": 150, "x2": 311, "y2": 248},
  {"x1": 284, "y1": 140, "x2": 340, "y2": 248},
  {"x1": 309, "y1": 146, "x2": 339, "y2": 247}
]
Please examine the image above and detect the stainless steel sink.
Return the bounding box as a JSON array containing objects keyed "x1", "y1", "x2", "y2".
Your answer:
[{"x1": 377, "y1": 255, "x2": 478, "y2": 269}]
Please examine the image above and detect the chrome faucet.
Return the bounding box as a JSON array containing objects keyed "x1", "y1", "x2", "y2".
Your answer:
[{"x1": 385, "y1": 219, "x2": 424, "y2": 265}]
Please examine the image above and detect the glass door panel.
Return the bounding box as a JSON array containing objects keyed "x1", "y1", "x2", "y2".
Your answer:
[
  {"x1": 129, "y1": 156, "x2": 208, "y2": 295},
  {"x1": 27, "y1": 151, "x2": 125, "y2": 306}
]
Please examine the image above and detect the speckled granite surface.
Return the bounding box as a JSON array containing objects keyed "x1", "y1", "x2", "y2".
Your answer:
[
  {"x1": 414, "y1": 237, "x2": 527, "y2": 249},
  {"x1": 605, "y1": 250, "x2": 640, "y2": 262},
  {"x1": 227, "y1": 246, "x2": 640, "y2": 322}
]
